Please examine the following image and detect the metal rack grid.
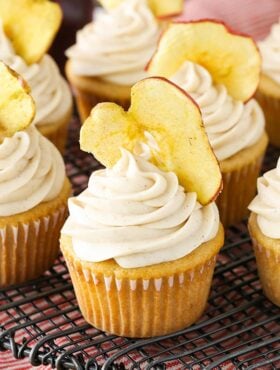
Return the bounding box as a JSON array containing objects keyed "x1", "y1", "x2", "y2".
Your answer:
[{"x1": 0, "y1": 119, "x2": 280, "y2": 370}]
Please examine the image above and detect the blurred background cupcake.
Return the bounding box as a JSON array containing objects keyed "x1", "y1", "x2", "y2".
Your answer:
[
  {"x1": 65, "y1": 0, "x2": 161, "y2": 122},
  {"x1": 248, "y1": 157, "x2": 280, "y2": 307},
  {"x1": 256, "y1": 19, "x2": 280, "y2": 147},
  {"x1": 0, "y1": 1, "x2": 73, "y2": 154}
]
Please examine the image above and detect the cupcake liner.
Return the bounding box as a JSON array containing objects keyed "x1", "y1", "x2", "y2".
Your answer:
[
  {"x1": 73, "y1": 86, "x2": 131, "y2": 123},
  {"x1": 0, "y1": 206, "x2": 68, "y2": 287},
  {"x1": 65, "y1": 60, "x2": 131, "y2": 123},
  {"x1": 61, "y1": 224, "x2": 224, "y2": 339},
  {"x1": 217, "y1": 133, "x2": 268, "y2": 227},
  {"x1": 37, "y1": 106, "x2": 73, "y2": 154},
  {"x1": 248, "y1": 214, "x2": 280, "y2": 307},
  {"x1": 0, "y1": 179, "x2": 71, "y2": 287},
  {"x1": 217, "y1": 157, "x2": 264, "y2": 227},
  {"x1": 255, "y1": 89, "x2": 280, "y2": 147}
]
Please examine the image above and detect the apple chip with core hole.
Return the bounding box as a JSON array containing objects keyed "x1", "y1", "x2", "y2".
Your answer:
[
  {"x1": 0, "y1": 0, "x2": 62, "y2": 64},
  {"x1": 80, "y1": 77, "x2": 222, "y2": 205},
  {"x1": 0, "y1": 62, "x2": 35, "y2": 138},
  {"x1": 147, "y1": 21, "x2": 261, "y2": 102},
  {"x1": 98, "y1": 0, "x2": 183, "y2": 18}
]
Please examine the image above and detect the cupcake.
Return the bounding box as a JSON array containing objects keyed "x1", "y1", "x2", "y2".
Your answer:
[
  {"x1": 65, "y1": 0, "x2": 161, "y2": 122},
  {"x1": 0, "y1": 62, "x2": 71, "y2": 287},
  {"x1": 248, "y1": 157, "x2": 280, "y2": 307},
  {"x1": 0, "y1": 1, "x2": 73, "y2": 154},
  {"x1": 147, "y1": 20, "x2": 268, "y2": 227},
  {"x1": 61, "y1": 77, "x2": 224, "y2": 337},
  {"x1": 256, "y1": 18, "x2": 280, "y2": 147}
]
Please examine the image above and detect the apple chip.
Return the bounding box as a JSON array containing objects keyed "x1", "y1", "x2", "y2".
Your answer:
[
  {"x1": 0, "y1": 0, "x2": 62, "y2": 64},
  {"x1": 147, "y1": 21, "x2": 261, "y2": 102},
  {"x1": 0, "y1": 62, "x2": 35, "y2": 138},
  {"x1": 81, "y1": 77, "x2": 222, "y2": 205},
  {"x1": 98, "y1": 0, "x2": 183, "y2": 18}
]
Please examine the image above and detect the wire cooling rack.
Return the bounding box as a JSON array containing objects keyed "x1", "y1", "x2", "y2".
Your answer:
[{"x1": 0, "y1": 119, "x2": 280, "y2": 370}]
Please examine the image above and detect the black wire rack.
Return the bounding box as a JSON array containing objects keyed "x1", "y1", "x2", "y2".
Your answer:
[{"x1": 0, "y1": 119, "x2": 280, "y2": 370}]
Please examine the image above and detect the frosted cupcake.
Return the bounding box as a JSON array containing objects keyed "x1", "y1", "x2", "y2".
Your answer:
[
  {"x1": 0, "y1": 1, "x2": 73, "y2": 153},
  {"x1": 65, "y1": 0, "x2": 160, "y2": 122},
  {"x1": 256, "y1": 18, "x2": 280, "y2": 147},
  {"x1": 61, "y1": 77, "x2": 224, "y2": 337},
  {"x1": 248, "y1": 157, "x2": 280, "y2": 307},
  {"x1": 0, "y1": 61, "x2": 71, "y2": 287},
  {"x1": 148, "y1": 20, "x2": 268, "y2": 226}
]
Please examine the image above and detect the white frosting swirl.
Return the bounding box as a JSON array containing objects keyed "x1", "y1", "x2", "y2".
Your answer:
[
  {"x1": 170, "y1": 61, "x2": 265, "y2": 161},
  {"x1": 66, "y1": 0, "x2": 160, "y2": 85},
  {"x1": 0, "y1": 22, "x2": 72, "y2": 126},
  {"x1": 62, "y1": 149, "x2": 219, "y2": 268},
  {"x1": 249, "y1": 157, "x2": 280, "y2": 239},
  {"x1": 258, "y1": 18, "x2": 280, "y2": 85},
  {"x1": 0, "y1": 125, "x2": 65, "y2": 216}
]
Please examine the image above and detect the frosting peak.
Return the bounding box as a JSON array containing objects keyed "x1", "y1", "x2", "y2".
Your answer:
[
  {"x1": 66, "y1": 0, "x2": 160, "y2": 85},
  {"x1": 0, "y1": 125, "x2": 65, "y2": 216},
  {"x1": 62, "y1": 149, "x2": 219, "y2": 268},
  {"x1": 249, "y1": 157, "x2": 280, "y2": 239},
  {"x1": 258, "y1": 18, "x2": 280, "y2": 85},
  {"x1": 0, "y1": 21, "x2": 72, "y2": 126},
  {"x1": 170, "y1": 61, "x2": 265, "y2": 161}
]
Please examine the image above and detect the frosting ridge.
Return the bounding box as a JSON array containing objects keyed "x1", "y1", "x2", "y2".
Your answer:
[
  {"x1": 0, "y1": 125, "x2": 66, "y2": 216},
  {"x1": 249, "y1": 157, "x2": 280, "y2": 239},
  {"x1": 170, "y1": 61, "x2": 265, "y2": 161},
  {"x1": 62, "y1": 149, "x2": 219, "y2": 268},
  {"x1": 66, "y1": 0, "x2": 160, "y2": 85}
]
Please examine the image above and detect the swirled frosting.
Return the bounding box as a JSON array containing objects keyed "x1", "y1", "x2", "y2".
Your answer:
[
  {"x1": 258, "y1": 18, "x2": 280, "y2": 85},
  {"x1": 66, "y1": 0, "x2": 160, "y2": 85},
  {"x1": 0, "y1": 21, "x2": 72, "y2": 126},
  {"x1": 170, "y1": 61, "x2": 265, "y2": 161},
  {"x1": 62, "y1": 149, "x2": 219, "y2": 268},
  {"x1": 249, "y1": 157, "x2": 280, "y2": 239},
  {"x1": 0, "y1": 125, "x2": 65, "y2": 216}
]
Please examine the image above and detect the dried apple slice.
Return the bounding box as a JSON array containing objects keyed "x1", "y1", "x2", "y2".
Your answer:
[
  {"x1": 147, "y1": 21, "x2": 261, "y2": 102},
  {"x1": 0, "y1": 0, "x2": 62, "y2": 64},
  {"x1": 0, "y1": 62, "x2": 35, "y2": 138},
  {"x1": 98, "y1": 0, "x2": 183, "y2": 18},
  {"x1": 81, "y1": 77, "x2": 222, "y2": 205},
  {"x1": 149, "y1": 0, "x2": 183, "y2": 18}
]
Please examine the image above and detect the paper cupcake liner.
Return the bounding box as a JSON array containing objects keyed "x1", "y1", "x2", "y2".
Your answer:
[
  {"x1": 248, "y1": 215, "x2": 280, "y2": 307},
  {"x1": 73, "y1": 86, "x2": 131, "y2": 123},
  {"x1": 255, "y1": 89, "x2": 280, "y2": 147},
  {"x1": 62, "y1": 250, "x2": 219, "y2": 338},
  {"x1": 37, "y1": 107, "x2": 72, "y2": 154},
  {"x1": 0, "y1": 195, "x2": 70, "y2": 287},
  {"x1": 0, "y1": 179, "x2": 70, "y2": 287},
  {"x1": 217, "y1": 153, "x2": 265, "y2": 227}
]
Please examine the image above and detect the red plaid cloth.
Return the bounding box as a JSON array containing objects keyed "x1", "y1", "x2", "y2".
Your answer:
[
  {"x1": 1, "y1": 1, "x2": 280, "y2": 369},
  {"x1": 180, "y1": 0, "x2": 280, "y2": 40}
]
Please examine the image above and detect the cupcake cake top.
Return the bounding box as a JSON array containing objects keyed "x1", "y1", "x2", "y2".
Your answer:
[
  {"x1": 62, "y1": 77, "x2": 222, "y2": 267},
  {"x1": 147, "y1": 20, "x2": 264, "y2": 161},
  {"x1": 258, "y1": 18, "x2": 280, "y2": 85},
  {"x1": 248, "y1": 157, "x2": 280, "y2": 239},
  {"x1": 0, "y1": 61, "x2": 66, "y2": 216},
  {"x1": 0, "y1": 0, "x2": 72, "y2": 126},
  {"x1": 66, "y1": 0, "x2": 161, "y2": 85}
]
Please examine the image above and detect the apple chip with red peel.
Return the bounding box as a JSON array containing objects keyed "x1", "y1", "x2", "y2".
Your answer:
[
  {"x1": 0, "y1": 0, "x2": 62, "y2": 64},
  {"x1": 147, "y1": 21, "x2": 261, "y2": 102},
  {"x1": 98, "y1": 0, "x2": 183, "y2": 18},
  {"x1": 80, "y1": 77, "x2": 222, "y2": 205},
  {"x1": 0, "y1": 62, "x2": 35, "y2": 138}
]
